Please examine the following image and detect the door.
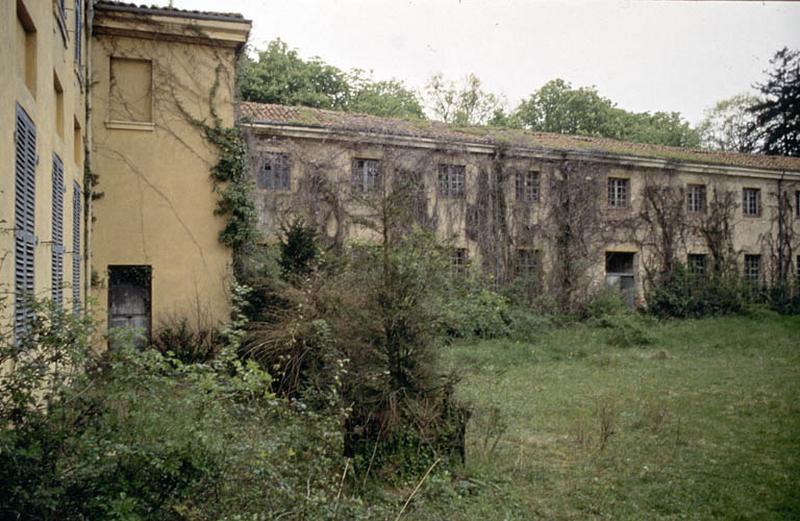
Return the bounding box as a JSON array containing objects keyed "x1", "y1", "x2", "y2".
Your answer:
[
  {"x1": 605, "y1": 252, "x2": 636, "y2": 308},
  {"x1": 108, "y1": 265, "x2": 151, "y2": 348}
]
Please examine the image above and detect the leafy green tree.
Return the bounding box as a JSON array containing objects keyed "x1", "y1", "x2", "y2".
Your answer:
[
  {"x1": 239, "y1": 40, "x2": 425, "y2": 120},
  {"x1": 347, "y1": 76, "x2": 425, "y2": 119},
  {"x1": 748, "y1": 47, "x2": 800, "y2": 156},
  {"x1": 697, "y1": 94, "x2": 762, "y2": 153},
  {"x1": 515, "y1": 79, "x2": 618, "y2": 136},
  {"x1": 239, "y1": 39, "x2": 351, "y2": 109},
  {"x1": 424, "y1": 73, "x2": 504, "y2": 125},
  {"x1": 513, "y1": 78, "x2": 699, "y2": 147}
]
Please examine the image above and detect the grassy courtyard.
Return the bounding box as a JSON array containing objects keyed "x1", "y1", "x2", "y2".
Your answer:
[{"x1": 407, "y1": 310, "x2": 800, "y2": 520}]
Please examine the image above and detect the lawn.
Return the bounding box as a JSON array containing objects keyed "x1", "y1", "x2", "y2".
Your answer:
[{"x1": 406, "y1": 310, "x2": 800, "y2": 520}]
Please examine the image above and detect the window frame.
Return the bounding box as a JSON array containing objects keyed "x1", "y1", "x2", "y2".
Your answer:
[
  {"x1": 687, "y1": 253, "x2": 707, "y2": 276},
  {"x1": 742, "y1": 187, "x2": 761, "y2": 217},
  {"x1": 437, "y1": 164, "x2": 466, "y2": 198},
  {"x1": 744, "y1": 254, "x2": 761, "y2": 286},
  {"x1": 257, "y1": 152, "x2": 291, "y2": 191},
  {"x1": 516, "y1": 170, "x2": 540, "y2": 204},
  {"x1": 351, "y1": 158, "x2": 381, "y2": 194},
  {"x1": 14, "y1": 104, "x2": 37, "y2": 339},
  {"x1": 686, "y1": 184, "x2": 707, "y2": 214},
  {"x1": 607, "y1": 177, "x2": 630, "y2": 208},
  {"x1": 452, "y1": 248, "x2": 468, "y2": 275}
]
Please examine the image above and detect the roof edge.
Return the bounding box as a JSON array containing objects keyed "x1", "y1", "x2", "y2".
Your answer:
[
  {"x1": 242, "y1": 120, "x2": 800, "y2": 181},
  {"x1": 95, "y1": 2, "x2": 251, "y2": 24}
]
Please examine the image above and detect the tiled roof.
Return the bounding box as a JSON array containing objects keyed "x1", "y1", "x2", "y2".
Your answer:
[
  {"x1": 240, "y1": 102, "x2": 800, "y2": 173},
  {"x1": 95, "y1": 1, "x2": 248, "y2": 22}
]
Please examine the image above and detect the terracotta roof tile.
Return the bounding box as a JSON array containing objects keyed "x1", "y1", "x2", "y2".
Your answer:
[
  {"x1": 239, "y1": 101, "x2": 800, "y2": 173},
  {"x1": 95, "y1": 1, "x2": 247, "y2": 22}
]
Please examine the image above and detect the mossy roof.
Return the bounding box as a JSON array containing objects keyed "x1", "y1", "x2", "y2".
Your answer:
[{"x1": 240, "y1": 102, "x2": 800, "y2": 173}]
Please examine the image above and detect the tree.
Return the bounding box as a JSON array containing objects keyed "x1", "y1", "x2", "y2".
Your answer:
[
  {"x1": 515, "y1": 79, "x2": 618, "y2": 136},
  {"x1": 748, "y1": 47, "x2": 800, "y2": 157},
  {"x1": 239, "y1": 40, "x2": 425, "y2": 119},
  {"x1": 513, "y1": 78, "x2": 700, "y2": 147},
  {"x1": 697, "y1": 94, "x2": 762, "y2": 153},
  {"x1": 239, "y1": 39, "x2": 351, "y2": 110},
  {"x1": 347, "y1": 76, "x2": 425, "y2": 119},
  {"x1": 424, "y1": 73, "x2": 504, "y2": 126}
]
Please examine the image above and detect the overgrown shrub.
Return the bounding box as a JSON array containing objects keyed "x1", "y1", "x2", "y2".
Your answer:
[
  {"x1": 646, "y1": 264, "x2": 746, "y2": 318},
  {"x1": 151, "y1": 315, "x2": 223, "y2": 363},
  {"x1": 0, "y1": 298, "x2": 390, "y2": 520},
  {"x1": 442, "y1": 287, "x2": 512, "y2": 339}
]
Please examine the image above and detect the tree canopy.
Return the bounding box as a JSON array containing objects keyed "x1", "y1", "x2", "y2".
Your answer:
[
  {"x1": 747, "y1": 47, "x2": 800, "y2": 157},
  {"x1": 512, "y1": 79, "x2": 699, "y2": 148},
  {"x1": 697, "y1": 94, "x2": 762, "y2": 153},
  {"x1": 238, "y1": 40, "x2": 424, "y2": 120}
]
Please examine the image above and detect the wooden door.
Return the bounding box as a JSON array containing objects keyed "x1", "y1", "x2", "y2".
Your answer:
[{"x1": 108, "y1": 266, "x2": 151, "y2": 347}]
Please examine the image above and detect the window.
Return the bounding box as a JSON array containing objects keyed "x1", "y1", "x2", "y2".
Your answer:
[
  {"x1": 605, "y1": 252, "x2": 636, "y2": 307},
  {"x1": 687, "y1": 184, "x2": 706, "y2": 214},
  {"x1": 17, "y1": 1, "x2": 37, "y2": 96},
  {"x1": 437, "y1": 164, "x2": 466, "y2": 198},
  {"x1": 398, "y1": 170, "x2": 427, "y2": 219},
  {"x1": 452, "y1": 248, "x2": 468, "y2": 275},
  {"x1": 516, "y1": 171, "x2": 540, "y2": 203},
  {"x1": 795, "y1": 191, "x2": 799, "y2": 218},
  {"x1": 607, "y1": 177, "x2": 629, "y2": 208},
  {"x1": 517, "y1": 249, "x2": 540, "y2": 278},
  {"x1": 109, "y1": 58, "x2": 153, "y2": 123},
  {"x1": 687, "y1": 254, "x2": 707, "y2": 276},
  {"x1": 257, "y1": 152, "x2": 290, "y2": 190},
  {"x1": 74, "y1": 0, "x2": 82, "y2": 65},
  {"x1": 744, "y1": 254, "x2": 761, "y2": 286},
  {"x1": 73, "y1": 118, "x2": 82, "y2": 165},
  {"x1": 14, "y1": 104, "x2": 37, "y2": 338},
  {"x1": 55, "y1": 0, "x2": 68, "y2": 45},
  {"x1": 52, "y1": 154, "x2": 65, "y2": 307},
  {"x1": 351, "y1": 158, "x2": 381, "y2": 194},
  {"x1": 72, "y1": 182, "x2": 81, "y2": 314},
  {"x1": 54, "y1": 73, "x2": 64, "y2": 138},
  {"x1": 742, "y1": 188, "x2": 761, "y2": 217}
]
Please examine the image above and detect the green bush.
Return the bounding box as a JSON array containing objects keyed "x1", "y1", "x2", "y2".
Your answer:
[
  {"x1": 647, "y1": 265, "x2": 746, "y2": 318},
  {"x1": 442, "y1": 288, "x2": 513, "y2": 339}
]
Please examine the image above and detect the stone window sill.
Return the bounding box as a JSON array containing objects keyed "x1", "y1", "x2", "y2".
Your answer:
[{"x1": 105, "y1": 120, "x2": 155, "y2": 131}]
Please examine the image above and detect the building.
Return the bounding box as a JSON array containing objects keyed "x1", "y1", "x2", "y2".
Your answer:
[
  {"x1": 239, "y1": 102, "x2": 800, "y2": 307},
  {"x1": 2, "y1": 0, "x2": 89, "y2": 335},
  {"x1": 2, "y1": 1, "x2": 250, "y2": 344}
]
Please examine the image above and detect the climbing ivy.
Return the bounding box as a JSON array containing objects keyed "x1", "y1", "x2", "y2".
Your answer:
[{"x1": 204, "y1": 123, "x2": 260, "y2": 275}]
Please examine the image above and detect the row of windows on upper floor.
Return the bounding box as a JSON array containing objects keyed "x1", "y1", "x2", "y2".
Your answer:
[
  {"x1": 17, "y1": 0, "x2": 84, "y2": 100},
  {"x1": 257, "y1": 153, "x2": 800, "y2": 218}
]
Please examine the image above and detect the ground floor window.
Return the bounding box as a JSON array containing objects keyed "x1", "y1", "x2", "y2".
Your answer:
[{"x1": 605, "y1": 251, "x2": 635, "y2": 307}]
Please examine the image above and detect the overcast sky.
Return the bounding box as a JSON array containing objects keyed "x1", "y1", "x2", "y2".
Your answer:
[{"x1": 156, "y1": 0, "x2": 800, "y2": 124}]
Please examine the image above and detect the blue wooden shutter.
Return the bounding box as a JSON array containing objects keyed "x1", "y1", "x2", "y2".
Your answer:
[
  {"x1": 72, "y1": 182, "x2": 81, "y2": 314},
  {"x1": 14, "y1": 104, "x2": 37, "y2": 338},
  {"x1": 52, "y1": 154, "x2": 65, "y2": 307},
  {"x1": 74, "y1": 0, "x2": 82, "y2": 65}
]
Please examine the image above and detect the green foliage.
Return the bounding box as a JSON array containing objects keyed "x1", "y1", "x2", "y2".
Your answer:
[
  {"x1": 0, "y1": 297, "x2": 391, "y2": 520},
  {"x1": 514, "y1": 78, "x2": 700, "y2": 147},
  {"x1": 424, "y1": 73, "x2": 505, "y2": 126},
  {"x1": 203, "y1": 124, "x2": 260, "y2": 274},
  {"x1": 748, "y1": 47, "x2": 800, "y2": 156},
  {"x1": 646, "y1": 264, "x2": 746, "y2": 318},
  {"x1": 442, "y1": 288, "x2": 513, "y2": 339},
  {"x1": 239, "y1": 40, "x2": 425, "y2": 120},
  {"x1": 697, "y1": 94, "x2": 762, "y2": 152},
  {"x1": 347, "y1": 76, "x2": 425, "y2": 119},
  {"x1": 279, "y1": 218, "x2": 320, "y2": 278},
  {"x1": 152, "y1": 316, "x2": 223, "y2": 364}
]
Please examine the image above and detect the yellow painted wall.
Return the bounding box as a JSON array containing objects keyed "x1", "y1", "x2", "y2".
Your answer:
[
  {"x1": 90, "y1": 9, "x2": 249, "y2": 337},
  {"x1": 1, "y1": 0, "x2": 88, "y2": 329}
]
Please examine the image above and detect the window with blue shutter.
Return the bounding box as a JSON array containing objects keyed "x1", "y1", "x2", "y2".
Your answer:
[
  {"x1": 52, "y1": 154, "x2": 65, "y2": 307},
  {"x1": 74, "y1": 0, "x2": 82, "y2": 65},
  {"x1": 14, "y1": 104, "x2": 37, "y2": 338},
  {"x1": 72, "y1": 182, "x2": 81, "y2": 314}
]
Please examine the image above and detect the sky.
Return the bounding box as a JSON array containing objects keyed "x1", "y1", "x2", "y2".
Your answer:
[{"x1": 153, "y1": 0, "x2": 800, "y2": 124}]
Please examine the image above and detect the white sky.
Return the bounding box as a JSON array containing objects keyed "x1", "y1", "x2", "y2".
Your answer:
[{"x1": 154, "y1": 0, "x2": 800, "y2": 124}]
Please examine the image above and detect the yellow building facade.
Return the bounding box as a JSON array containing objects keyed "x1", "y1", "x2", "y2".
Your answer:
[
  {"x1": 1, "y1": 0, "x2": 88, "y2": 334},
  {"x1": 2, "y1": 1, "x2": 249, "y2": 344}
]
